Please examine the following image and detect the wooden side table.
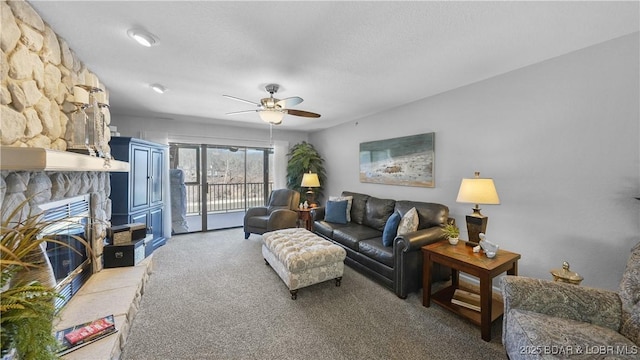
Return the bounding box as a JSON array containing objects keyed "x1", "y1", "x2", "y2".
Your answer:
[
  {"x1": 297, "y1": 209, "x2": 313, "y2": 231},
  {"x1": 422, "y1": 240, "x2": 521, "y2": 341}
]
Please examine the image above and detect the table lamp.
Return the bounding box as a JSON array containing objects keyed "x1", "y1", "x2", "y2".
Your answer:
[
  {"x1": 456, "y1": 171, "x2": 500, "y2": 245},
  {"x1": 301, "y1": 172, "x2": 320, "y2": 208}
]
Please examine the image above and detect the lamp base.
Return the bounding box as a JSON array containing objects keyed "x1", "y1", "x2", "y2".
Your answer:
[
  {"x1": 465, "y1": 212, "x2": 488, "y2": 244},
  {"x1": 305, "y1": 189, "x2": 317, "y2": 208}
]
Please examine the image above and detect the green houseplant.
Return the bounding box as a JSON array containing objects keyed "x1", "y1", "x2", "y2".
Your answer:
[
  {"x1": 443, "y1": 223, "x2": 460, "y2": 245},
  {"x1": 1, "y1": 200, "x2": 90, "y2": 359},
  {"x1": 286, "y1": 141, "x2": 327, "y2": 203}
]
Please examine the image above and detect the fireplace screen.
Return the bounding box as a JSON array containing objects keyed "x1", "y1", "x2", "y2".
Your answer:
[{"x1": 39, "y1": 195, "x2": 92, "y2": 310}]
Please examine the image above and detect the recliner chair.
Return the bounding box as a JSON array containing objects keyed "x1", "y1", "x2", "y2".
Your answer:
[{"x1": 244, "y1": 189, "x2": 301, "y2": 239}]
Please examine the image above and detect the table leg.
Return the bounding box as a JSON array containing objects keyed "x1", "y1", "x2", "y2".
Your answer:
[
  {"x1": 451, "y1": 268, "x2": 459, "y2": 288},
  {"x1": 422, "y1": 253, "x2": 432, "y2": 307},
  {"x1": 479, "y1": 274, "x2": 492, "y2": 341}
]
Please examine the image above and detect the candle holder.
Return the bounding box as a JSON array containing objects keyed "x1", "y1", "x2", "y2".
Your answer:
[
  {"x1": 66, "y1": 101, "x2": 96, "y2": 156},
  {"x1": 97, "y1": 102, "x2": 112, "y2": 167},
  {"x1": 78, "y1": 85, "x2": 105, "y2": 158}
]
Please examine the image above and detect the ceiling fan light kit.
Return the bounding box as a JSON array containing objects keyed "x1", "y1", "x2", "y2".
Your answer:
[
  {"x1": 224, "y1": 83, "x2": 320, "y2": 125},
  {"x1": 259, "y1": 109, "x2": 285, "y2": 125}
]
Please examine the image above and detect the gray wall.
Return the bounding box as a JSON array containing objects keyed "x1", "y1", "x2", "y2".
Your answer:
[{"x1": 309, "y1": 33, "x2": 640, "y2": 291}]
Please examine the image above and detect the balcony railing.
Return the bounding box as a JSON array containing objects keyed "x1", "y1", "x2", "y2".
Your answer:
[{"x1": 184, "y1": 182, "x2": 273, "y2": 214}]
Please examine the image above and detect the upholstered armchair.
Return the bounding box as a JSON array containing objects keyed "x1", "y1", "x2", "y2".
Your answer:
[
  {"x1": 501, "y1": 242, "x2": 640, "y2": 359},
  {"x1": 244, "y1": 189, "x2": 301, "y2": 239}
]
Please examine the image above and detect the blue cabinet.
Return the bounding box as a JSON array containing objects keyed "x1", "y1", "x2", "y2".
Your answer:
[{"x1": 110, "y1": 137, "x2": 167, "y2": 255}]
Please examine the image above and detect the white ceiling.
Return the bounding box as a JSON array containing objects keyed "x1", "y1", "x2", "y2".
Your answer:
[{"x1": 29, "y1": 1, "x2": 639, "y2": 131}]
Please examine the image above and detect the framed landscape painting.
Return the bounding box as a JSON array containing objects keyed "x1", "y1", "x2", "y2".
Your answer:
[{"x1": 359, "y1": 133, "x2": 435, "y2": 187}]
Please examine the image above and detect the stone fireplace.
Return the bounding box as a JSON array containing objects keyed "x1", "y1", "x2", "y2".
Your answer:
[
  {"x1": 0, "y1": 170, "x2": 112, "y2": 279},
  {"x1": 1, "y1": 3, "x2": 149, "y2": 357}
]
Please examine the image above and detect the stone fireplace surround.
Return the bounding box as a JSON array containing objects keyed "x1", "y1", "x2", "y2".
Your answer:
[
  {"x1": 1, "y1": 2, "x2": 153, "y2": 357},
  {"x1": 1, "y1": 170, "x2": 111, "y2": 271},
  {"x1": 0, "y1": 170, "x2": 153, "y2": 359}
]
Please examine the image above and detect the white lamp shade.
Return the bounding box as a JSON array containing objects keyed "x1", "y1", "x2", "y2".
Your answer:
[
  {"x1": 301, "y1": 173, "x2": 320, "y2": 187},
  {"x1": 258, "y1": 110, "x2": 284, "y2": 124},
  {"x1": 456, "y1": 178, "x2": 500, "y2": 204}
]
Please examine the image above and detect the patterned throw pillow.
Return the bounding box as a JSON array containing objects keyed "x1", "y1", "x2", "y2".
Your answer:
[
  {"x1": 396, "y1": 207, "x2": 419, "y2": 236},
  {"x1": 329, "y1": 195, "x2": 353, "y2": 222},
  {"x1": 324, "y1": 200, "x2": 348, "y2": 224},
  {"x1": 382, "y1": 211, "x2": 402, "y2": 247}
]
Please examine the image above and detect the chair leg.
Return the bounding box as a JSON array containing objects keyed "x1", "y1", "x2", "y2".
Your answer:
[{"x1": 244, "y1": 232, "x2": 250, "y2": 239}]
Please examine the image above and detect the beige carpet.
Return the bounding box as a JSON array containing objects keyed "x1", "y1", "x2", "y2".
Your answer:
[{"x1": 121, "y1": 228, "x2": 506, "y2": 360}]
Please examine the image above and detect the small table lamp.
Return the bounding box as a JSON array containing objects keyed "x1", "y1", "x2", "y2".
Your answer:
[
  {"x1": 456, "y1": 171, "x2": 500, "y2": 245},
  {"x1": 301, "y1": 172, "x2": 320, "y2": 208}
]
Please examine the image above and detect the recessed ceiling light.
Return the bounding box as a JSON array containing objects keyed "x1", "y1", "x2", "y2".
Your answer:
[
  {"x1": 127, "y1": 28, "x2": 159, "y2": 47},
  {"x1": 150, "y1": 84, "x2": 167, "y2": 94}
]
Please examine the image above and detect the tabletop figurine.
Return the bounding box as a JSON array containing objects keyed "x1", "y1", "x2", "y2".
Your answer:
[{"x1": 478, "y1": 233, "x2": 499, "y2": 258}]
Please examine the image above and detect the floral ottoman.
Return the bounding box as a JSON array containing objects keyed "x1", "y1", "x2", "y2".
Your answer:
[{"x1": 262, "y1": 228, "x2": 346, "y2": 299}]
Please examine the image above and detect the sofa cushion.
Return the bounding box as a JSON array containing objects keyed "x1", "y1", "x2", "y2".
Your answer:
[
  {"x1": 395, "y1": 201, "x2": 449, "y2": 229},
  {"x1": 329, "y1": 195, "x2": 353, "y2": 222},
  {"x1": 382, "y1": 211, "x2": 401, "y2": 247},
  {"x1": 342, "y1": 191, "x2": 369, "y2": 224},
  {"x1": 359, "y1": 238, "x2": 393, "y2": 267},
  {"x1": 504, "y1": 309, "x2": 638, "y2": 359},
  {"x1": 363, "y1": 196, "x2": 396, "y2": 231},
  {"x1": 324, "y1": 200, "x2": 348, "y2": 224},
  {"x1": 397, "y1": 207, "x2": 419, "y2": 235},
  {"x1": 332, "y1": 224, "x2": 383, "y2": 251}
]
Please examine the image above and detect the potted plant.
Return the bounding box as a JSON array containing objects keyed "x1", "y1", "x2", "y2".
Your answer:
[
  {"x1": 443, "y1": 223, "x2": 460, "y2": 245},
  {"x1": 286, "y1": 141, "x2": 327, "y2": 202},
  {"x1": 1, "y1": 200, "x2": 90, "y2": 359}
]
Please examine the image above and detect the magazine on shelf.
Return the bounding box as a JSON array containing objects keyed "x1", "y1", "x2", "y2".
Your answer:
[
  {"x1": 451, "y1": 289, "x2": 481, "y2": 312},
  {"x1": 55, "y1": 314, "x2": 118, "y2": 356}
]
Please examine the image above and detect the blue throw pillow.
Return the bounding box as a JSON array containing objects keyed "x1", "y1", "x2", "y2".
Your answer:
[
  {"x1": 382, "y1": 211, "x2": 402, "y2": 247},
  {"x1": 324, "y1": 200, "x2": 348, "y2": 224}
]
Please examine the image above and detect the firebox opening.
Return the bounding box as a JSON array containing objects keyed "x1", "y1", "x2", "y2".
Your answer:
[{"x1": 39, "y1": 194, "x2": 93, "y2": 310}]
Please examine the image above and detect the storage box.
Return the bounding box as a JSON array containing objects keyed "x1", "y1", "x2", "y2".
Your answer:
[
  {"x1": 108, "y1": 223, "x2": 147, "y2": 245},
  {"x1": 103, "y1": 239, "x2": 145, "y2": 268}
]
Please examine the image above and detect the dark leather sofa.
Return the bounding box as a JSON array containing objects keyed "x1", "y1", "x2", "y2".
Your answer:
[{"x1": 311, "y1": 191, "x2": 450, "y2": 299}]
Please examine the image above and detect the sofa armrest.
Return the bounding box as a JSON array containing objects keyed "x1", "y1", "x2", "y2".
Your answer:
[
  {"x1": 394, "y1": 226, "x2": 445, "y2": 252},
  {"x1": 310, "y1": 207, "x2": 325, "y2": 221},
  {"x1": 501, "y1": 276, "x2": 622, "y2": 332}
]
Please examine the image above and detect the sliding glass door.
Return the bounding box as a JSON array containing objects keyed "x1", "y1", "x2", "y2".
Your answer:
[{"x1": 169, "y1": 143, "x2": 273, "y2": 232}]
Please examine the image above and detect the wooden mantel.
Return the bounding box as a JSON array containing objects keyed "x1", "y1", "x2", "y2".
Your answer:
[{"x1": 0, "y1": 147, "x2": 129, "y2": 172}]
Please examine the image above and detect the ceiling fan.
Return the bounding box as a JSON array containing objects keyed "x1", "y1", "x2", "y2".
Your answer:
[{"x1": 223, "y1": 84, "x2": 321, "y2": 125}]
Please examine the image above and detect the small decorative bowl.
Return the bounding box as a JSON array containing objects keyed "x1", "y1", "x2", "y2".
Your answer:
[
  {"x1": 485, "y1": 251, "x2": 496, "y2": 258},
  {"x1": 448, "y1": 237, "x2": 459, "y2": 245}
]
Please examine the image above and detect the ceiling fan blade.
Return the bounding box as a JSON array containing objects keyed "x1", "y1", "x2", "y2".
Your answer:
[
  {"x1": 223, "y1": 94, "x2": 260, "y2": 106},
  {"x1": 287, "y1": 109, "x2": 321, "y2": 118},
  {"x1": 226, "y1": 110, "x2": 258, "y2": 115},
  {"x1": 276, "y1": 96, "x2": 303, "y2": 109}
]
